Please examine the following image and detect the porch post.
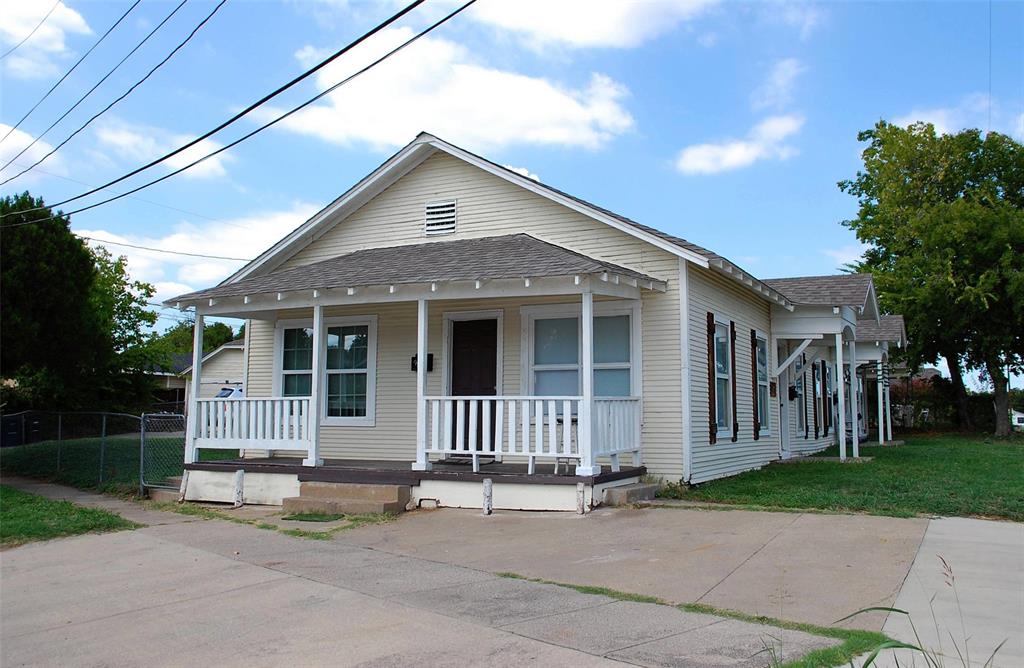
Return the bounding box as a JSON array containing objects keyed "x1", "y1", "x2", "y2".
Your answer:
[
  {"x1": 834, "y1": 334, "x2": 846, "y2": 461},
  {"x1": 876, "y1": 361, "x2": 885, "y2": 445},
  {"x1": 576, "y1": 290, "x2": 600, "y2": 476},
  {"x1": 184, "y1": 311, "x2": 204, "y2": 464},
  {"x1": 303, "y1": 304, "x2": 324, "y2": 466},
  {"x1": 413, "y1": 298, "x2": 432, "y2": 471},
  {"x1": 884, "y1": 367, "x2": 894, "y2": 442},
  {"x1": 849, "y1": 340, "x2": 859, "y2": 458}
]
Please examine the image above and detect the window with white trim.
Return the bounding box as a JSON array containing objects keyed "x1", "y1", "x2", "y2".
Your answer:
[
  {"x1": 281, "y1": 327, "x2": 313, "y2": 397},
  {"x1": 713, "y1": 322, "x2": 732, "y2": 433},
  {"x1": 523, "y1": 304, "x2": 637, "y2": 399},
  {"x1": 755, "y1": 334, "x2": 770, "y2": 434},
  {"x1": 275, "y1": 317, "x2": 377, "y2": 426}
]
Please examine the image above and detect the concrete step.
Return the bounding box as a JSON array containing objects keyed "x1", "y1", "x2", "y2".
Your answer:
[
  {"x1": 298, "y1": 481, "x2": 410, "y2": 505},
  {"x1": 282, "y1": 496, "x2": 405, "y2": 516},
  {"x1": 147, "y1": 487, "x2": 180, "y2": 503},
  {"x1": 166, "y1": 476, "x2": 183, "y2": 488},
  {"x1": 603, "y1": 483, "x2": 659, "y2": 506}
]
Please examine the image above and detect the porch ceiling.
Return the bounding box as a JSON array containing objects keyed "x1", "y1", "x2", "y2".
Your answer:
[{"x1": 167, "y1": 234, "x2": 665, "y2": 314}]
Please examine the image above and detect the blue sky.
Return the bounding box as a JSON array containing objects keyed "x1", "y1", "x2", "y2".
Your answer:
[{"x1": 2, "y1": 0, "x2": 1022, "y2": 347}]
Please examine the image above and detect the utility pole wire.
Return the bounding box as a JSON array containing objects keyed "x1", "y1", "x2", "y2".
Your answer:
[
  {"x1": 1, "y1": 0, "x2": 142, "y2": 144},
  {"x1": 0, "y1": 0, "x2": 61, "y2": 60},
  {"x1": 1, "y1": 0, "x2": 228, "y2": 185},
  {"x1": 1, "y1": 0, "x2": 190, "y2": 172},
  {"x1": 1, "y1": 0, "x2": 426, "y2": 204},
  {"x1": 2, "y1": 0, "x2": 478, "y2": 233},
  {"x1": 78, "y1": 235, "x2": 251, "y2": 261}
]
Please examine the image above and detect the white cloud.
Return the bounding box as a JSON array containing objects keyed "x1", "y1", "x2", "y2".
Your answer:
[
  {"x1": 502, "y1": 165, "x2": 540, "y2": 181},
  {"x1": 95, "y1": 121, "x2": 233, "y2": 179},
  {"x1": 466, "y1": 0, "x2": 717, "y2": 49},
  {"x1": 77, "y1": 203, "x2": 319, "y2": 303},
  {"x1": 0, "y1": 0, "x2": 91, "y2": 79},
  {"x1": 696, "y1": 32, "x2": 718, "y2": 48},
  {"x1": 772, "y1": 2, "x2": 823, "y2": 40},
  {"x1": 0, "y1": 123, "x2": 66, "y2": 184},
  {"x1": 821, "y1": 243, "x2": 869, "y2": 268},
  {"x1": 892, "y1": 93, "x2": 1024, "y2": 137},
  {"x1": 675, "y1": 115, "x2": 804, "y2": 175},
  {"x1": 267, "y1": 28, "x2": 634, "y2": 152},
  {"x1": 752, "y1": 58, "x2": 806, "y2": 110}
]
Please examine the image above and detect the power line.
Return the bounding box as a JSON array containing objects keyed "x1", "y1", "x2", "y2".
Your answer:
[
  {"x1": 0, "y1": 0, "x2": 61, "y2": 60},
  {"x1": 4, "y1": 0, "x2": 477, "y2": 229},
  {"x1": 1, "y1": 0, "x2": 426, "y2": 205},
  {"x1": 1, "y1": 0, "x2": 142, "y2": 144},
  {"x1": 79, "y1": 235, "x2": 251, "y2": 261},
  {"x1": 2, "y1": 0, "x2": 189, "y2": 172},
  {"x1": 0, "y1": 0, "x2": 227, "y2": 185}
]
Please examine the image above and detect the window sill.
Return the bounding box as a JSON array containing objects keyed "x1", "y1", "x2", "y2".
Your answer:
[{"x1": 321, "y1": 417, "x2": 375, "y2": 428}]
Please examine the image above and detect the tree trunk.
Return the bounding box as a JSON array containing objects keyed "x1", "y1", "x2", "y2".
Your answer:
[
  {"x1": 943, "y1": 350, "x2": 973, "y2": 430},
  {"x1": 987, "y1": 362, "x2": 1012, "y2": 437}
]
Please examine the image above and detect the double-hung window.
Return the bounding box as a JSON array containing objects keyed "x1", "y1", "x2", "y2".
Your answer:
[
  {"x1": 714, "y1": 322, "x2": 732, "y2": 435},
  {"x1": 795, "y1": 354, "x2": 806, "y2": 434},
  {"x1": 275, "y1": 316, "x2": 377, "y2": 426},
  {"x1": 755, "y1": 334, "x2": 770, "y2": 434},
  {"x1": 524, "y1": 303, "x2": 638, "y2": 399}
]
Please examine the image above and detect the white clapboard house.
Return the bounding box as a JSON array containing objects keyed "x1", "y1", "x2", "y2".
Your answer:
[{"x1": 167, "y1": 133, "x2": 905, "y2": 511}]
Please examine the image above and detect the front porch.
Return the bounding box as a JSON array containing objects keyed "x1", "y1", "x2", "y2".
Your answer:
[{"x1": 172, "y1": 235, "x2": 665, "y2": 509}]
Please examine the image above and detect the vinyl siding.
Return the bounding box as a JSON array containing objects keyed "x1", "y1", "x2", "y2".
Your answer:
[
  {"x1": 244, "y1": 153, "x2": 686, "y2": 476},
  {"x1": 192, "y1": 349, "x2": 244, "y2": 399},
  {"x1": 687, "y1": 266, "x2": 781, "y2": 483}
]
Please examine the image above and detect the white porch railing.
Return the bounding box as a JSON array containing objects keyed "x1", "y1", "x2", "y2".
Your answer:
[
  {"x1": 190, "y1": 397, "x2": 312, "y2": 458},
  {"x1": 422, "y1": 395, "x2": 641, "y2": 473}
]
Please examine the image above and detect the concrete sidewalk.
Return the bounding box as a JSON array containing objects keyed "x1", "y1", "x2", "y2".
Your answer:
[
  {"x1": 870, "y1": 517, "x2": 1024, "y2": 667},
  {"x1": 1, "y1": 480, "x2": 837, "y2": 667},
  {"x1": 338, "y1": 504, "x2": 928, "y2": 631}
]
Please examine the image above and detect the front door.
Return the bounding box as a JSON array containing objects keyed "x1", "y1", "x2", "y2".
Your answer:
[{"x1": 450, "y1": 319, "x2": 498, "y2": 451}]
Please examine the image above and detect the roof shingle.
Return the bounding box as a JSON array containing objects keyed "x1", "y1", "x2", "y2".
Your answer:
[
  {"x1": 762, "y1": 274, "x2": 874, "y2": 307},
  {"x1": 171, "y1": 234, "x2": 657, "y2": 303},
  {"x1": 856, "y1": 315, "x2": 906, "y2": 343}
]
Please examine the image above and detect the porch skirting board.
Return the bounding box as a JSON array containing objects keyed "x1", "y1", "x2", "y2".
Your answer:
[{"x1": 181, "y1": 461, "x2": 644, "y2": 511}]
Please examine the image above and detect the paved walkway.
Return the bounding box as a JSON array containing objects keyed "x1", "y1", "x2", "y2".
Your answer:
[
  {"x1": 867, "y1": 517, "x2": 1024, "y2": 667},
  {"x1": 1, "y1": 478, "x2": 836, "y2": 667},
  {"x1": 338, "y1": 504, "x2": 928, "y2": 631}
]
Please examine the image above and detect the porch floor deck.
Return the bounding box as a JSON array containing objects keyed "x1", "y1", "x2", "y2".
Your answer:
[{"x1": 184, "y1": 457, "x2": 645, "y2": 486}]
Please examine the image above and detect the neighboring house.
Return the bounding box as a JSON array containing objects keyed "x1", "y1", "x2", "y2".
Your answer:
[
  {"x1": 145, "y1": 352, "x2": 192, "y2": 406},
  {"x1": 181, "y1": 339, "x2": 246, "y2": 409},
  {"x1": 1011, "y1": 409, "x2": 1024, "y2": 432},
  {"x1": 166, "y1": 133, "x2": 905, "y2": 510}
]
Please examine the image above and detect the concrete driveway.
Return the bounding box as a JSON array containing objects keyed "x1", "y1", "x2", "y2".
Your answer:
[
  {"x1": 1, "y1": 481, "x2": 839, "y2": 667},
  {"x1": 338, "y1": 505, "x2": 928, "y2": 631}
]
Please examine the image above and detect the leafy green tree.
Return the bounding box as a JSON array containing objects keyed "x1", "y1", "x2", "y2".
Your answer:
[
  {"x1": 149, "y1": 319, "x2": 236, "y2": 359},
  {"x1": 840, "y1": 123, "x2": 1024, "y2": 435},
  {"x1": 1, "y1": 193, "x2": 103, "y2": 408}
]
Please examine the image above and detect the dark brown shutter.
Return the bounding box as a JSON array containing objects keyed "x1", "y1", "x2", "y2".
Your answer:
[
  {"x1": 813, "y1": 365, "x2": 820, "y2": 438},
  {"x1": 750, "y1": 329, "x2": 760, "y2": 440},
  {"x1": 730, "y1": 321, "x2": 738, "y2": 442},
  {"x1": 820, "y1": 360, "x2": 829, "y2": 436},
  {"x1": 706, "y1": 312, "x2": 717, "y2": 445}
]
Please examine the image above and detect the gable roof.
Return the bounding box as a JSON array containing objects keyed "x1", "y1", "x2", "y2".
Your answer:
[
  {"x1": 856, "y1": 314, "x2": 907, "y2": 345},
  {"x1": 172, "y1": 234, "x2": 660, "y2": 304},
  {"x1": 180, "y1": 339, "x2": 245, "y2": 376},
  {"x1": 218, "y1": 132, "x2": 793, "y2": 310},
  {"x1": 762, "y1": 274, "x2": 877, "y2": 313}
]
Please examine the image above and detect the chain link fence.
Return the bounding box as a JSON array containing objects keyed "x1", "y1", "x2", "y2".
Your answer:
[{"x1": 0, "y1": 410, "x2": 199, "y2": 495}]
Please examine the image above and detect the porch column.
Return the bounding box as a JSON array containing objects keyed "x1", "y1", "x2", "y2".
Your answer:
[
  {"x1": 834, "y1": 334, "x2": 847, "y2": 461},
  {"x1": 884, "y1": 367, "x2": 894, "y2": 442},
  {"x1": 876, "y1": 361, "x2": 885, "y2": 445},
  {"x1": 303, "y1": 304, "x2": 324, "y2": 466},
  {"x1": 576, "y1": 290, "x2": 600, "y2": 476},
  {"x1": 849, "y1": 340, "x2": 859, "y2": 458},
  {"x1": 413, "y1": 298, "x2": 432, "y2": 471},
  {"x1": 184, "y1": 311, "x2": 204, "y2": 464}
]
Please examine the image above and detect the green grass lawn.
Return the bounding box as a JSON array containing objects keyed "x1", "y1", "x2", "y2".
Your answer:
[
  {"x1": 660, "y1": 434, "x2": 1024, "y2": 521},
  {"x1": 0, "y1": 435, "x2": 235, "y2": 494},
  {"x1": 0, "y1": 485, "x2": 140, "y2": 548}
]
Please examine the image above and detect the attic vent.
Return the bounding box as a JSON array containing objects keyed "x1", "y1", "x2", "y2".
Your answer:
[{"x1": 424, "y1": 199, "x2": 457, "y2": 235}]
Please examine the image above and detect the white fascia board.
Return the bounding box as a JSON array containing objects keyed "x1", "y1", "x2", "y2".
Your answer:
[
  {"x1": 708, "y1": 258, "x2": 794, "y2": 310},
  {"x1": 179, "y1": 341, "x2": 244, "y2": 376}
]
